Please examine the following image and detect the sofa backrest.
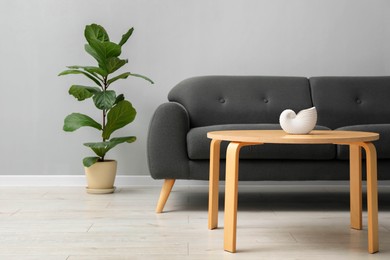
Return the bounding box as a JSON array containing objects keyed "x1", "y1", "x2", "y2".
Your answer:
[
  {"x1": 310, "y1": 77, "x2": 390, "y2": 129},
  {"x1": 168, "y1": 76, "x2": 313, "y2": 127}
]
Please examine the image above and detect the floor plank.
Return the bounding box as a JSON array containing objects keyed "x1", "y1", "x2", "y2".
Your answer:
[{"x1": 0, "y1": 184, "x2": 390, "y2": 259}]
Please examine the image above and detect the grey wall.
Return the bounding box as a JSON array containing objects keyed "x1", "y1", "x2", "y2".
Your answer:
[{"x1": 1, "y1": 0, "x2": 389, "y2": 176}]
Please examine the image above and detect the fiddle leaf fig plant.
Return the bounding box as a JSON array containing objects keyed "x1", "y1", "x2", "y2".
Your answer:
[{"x1": 59, "y1": 24, "x2": 153, "y2": 167}]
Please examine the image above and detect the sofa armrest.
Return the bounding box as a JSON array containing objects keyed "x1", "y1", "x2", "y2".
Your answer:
[{"x1": 147, "y1": 102, "x2": 191, "y2": 179}]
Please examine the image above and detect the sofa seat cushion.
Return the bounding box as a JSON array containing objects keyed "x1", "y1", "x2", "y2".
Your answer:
[
  {"x1": 187, "y1": 124, "x2": 335, "y2": 160},
  {"x1": 336, "y1": 124, "x2": 390, "y2": 160}
]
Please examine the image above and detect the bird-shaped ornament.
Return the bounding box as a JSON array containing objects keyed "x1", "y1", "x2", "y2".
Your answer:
[{"x1": 279, "y1": 107, "x2": 317, "y2": 134}]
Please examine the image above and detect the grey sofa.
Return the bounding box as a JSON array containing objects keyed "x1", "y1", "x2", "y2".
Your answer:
[{"x1": 147, "y1": 76, "x2": 390, "y2": 212}]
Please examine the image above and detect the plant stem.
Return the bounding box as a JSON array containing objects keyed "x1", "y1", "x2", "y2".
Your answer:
[
  {"x1": 102, "y1": 76, "x2": 108, "y2": 142},
  {"x1": 101, "y1": 76, "x2": 108, "y2": 161},
  {"x1": 103, "y1": 77, "x2": 108, "y2": 90},
  {"x1": 102, "y1": 109, "x2": 106, "y2": 140}
]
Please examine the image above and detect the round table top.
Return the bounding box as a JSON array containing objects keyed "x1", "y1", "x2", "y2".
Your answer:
[{"x1": 207, "y1": 130, "x2": 379, "y2": 144}]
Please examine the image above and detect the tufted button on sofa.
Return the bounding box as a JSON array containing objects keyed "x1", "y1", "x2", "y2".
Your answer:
[{"x1": 147, "y1": 76, "x2": 390, "y2": 212}]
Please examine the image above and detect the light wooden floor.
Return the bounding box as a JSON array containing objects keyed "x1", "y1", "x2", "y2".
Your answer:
[{"x1": 1, "y1": 184, "x2": 390, "y2": 259}]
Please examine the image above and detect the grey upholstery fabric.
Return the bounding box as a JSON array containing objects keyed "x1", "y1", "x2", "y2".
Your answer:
[
  {"x1": 310, "y1": 77, "x2": 390, "y2": 129},
  {"x1": 336, "y1": 124, "x2": 390, "y2": 160},
  {"x1": 147, "y1": 102, "x2": 190, "y2": 179},
  {"x1": 147, "y1": 76, "x2": 390, "y2": 181},
  {"x1": 187, "y1": 124, "x2": 335, "y2": 160},
  {"x1": 189, "y1": 160, "x2": 390, "y2": 181},
  {"x1": 189, "y1": 160, "x2": 350, "y2": 181},
  {"x1": 168, "y1": 76, "x2": 313, "y2": 127}
]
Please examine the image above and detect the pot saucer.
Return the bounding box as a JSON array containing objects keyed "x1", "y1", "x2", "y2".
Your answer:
[{"x1": 86, "y1": 186, "x2": 116, "y2": 194}]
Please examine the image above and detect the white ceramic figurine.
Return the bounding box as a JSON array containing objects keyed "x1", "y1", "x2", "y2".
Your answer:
[{"x1": 279, "y1": 107, "x2": 317, "y2": 134}]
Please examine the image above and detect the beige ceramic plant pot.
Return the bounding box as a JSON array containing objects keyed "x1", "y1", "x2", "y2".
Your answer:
[{"x1": 85, "y1": 160, "x2": 117, "y2": 194}]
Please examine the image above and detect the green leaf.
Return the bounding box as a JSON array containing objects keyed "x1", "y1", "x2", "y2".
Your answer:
[
  {"x1": 107, "y1": 72, "x2": 131, "y2": 85},
  {"x1": 85, "y1": 40, "x2": 122, "y2": 72},
  {"x1": 90, "y1": 39, "x2": 121, "y2": 63},
  {"x1": 84, "y1": 67, "x2": 107, "y2": 77},
  {"x1": 69, "y1": 85, "x2": 101, "y2": 101},
  {"x1": 83, "y1": 142, "x2": 108, "y2": 157},
  {"x1": 118, "y1": 27, "x2": 134, "y2": 46},
  {"x1": 106, "y1": 136, "x2": 136, "y2": 154},
  {"x1": 129, "y1": 73, "x2": 154, "y2": 84},
  {"x1": 67, "y1": 65, "x2": 107, "y2": 77},
  {"x1": 84, "y1": 136, "x2": 136, "y2": 159},
  {"x1": 107, "y1": 72, "x2": 154, "y2": 85},
  {"x1": 93, "y1": 90, "x2": 116, "y2": 110},
  {"x1": 103, "y1": 100, "x2": 136, "y2": 140},
  {"x1": 91, "y1": 40, "x2": 121, "y2": 59},
  {"x1": 85, "y1": 44, "x2": 104, "y2": 68},
  {"x1": 84, "y1": 24, "x2": 109, "y2": 44},
  {"x1": 106, "y1": 57, "x2": 127, "y2": 74},
  {"x1": 58, "y1": 69, "x2": 102, "y2": 87},
  {"x1": 109, "y1": 136, "x2": 137, "y2": 147},
  {"x1": 83, "y1": 156, "x2": 100, "y2": 167},
  {"x1": 63, "y1": 113, "x2": 102, "y2": 132},
  {"x1": 114, "y1": 94, "x2": 124, "y2": 105}
]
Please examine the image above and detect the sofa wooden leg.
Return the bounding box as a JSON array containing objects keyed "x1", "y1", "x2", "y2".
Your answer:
[{"x1": 156, "y1": 179, "x2": 176, "y2": 213}]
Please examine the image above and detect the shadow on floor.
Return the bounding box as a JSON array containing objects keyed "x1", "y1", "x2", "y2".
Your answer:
[{"x1": 172, "y1": 186, "x2": 390, "y2": 212}]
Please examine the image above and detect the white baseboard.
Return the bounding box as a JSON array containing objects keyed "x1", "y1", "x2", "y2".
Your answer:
[
  {"x1": 0, "y1": 175, "x2": 208, "y2": 187},
  {"x1": 0, "y1": 175, "x2": 213, "y2": 187},
  {"x1": 0, "y1": 175, "x2": 389, "y2": 187},
  {"x1": 0, "y1": 175, "x2": 159, "y2": 187}
]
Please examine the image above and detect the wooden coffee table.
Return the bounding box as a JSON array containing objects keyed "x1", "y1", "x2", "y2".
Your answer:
[{"x1": 207, "y1": 130, "x2": 379, "y2": 253}]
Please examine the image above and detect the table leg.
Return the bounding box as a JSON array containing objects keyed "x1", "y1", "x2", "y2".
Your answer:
[
  {"x1": 224, "y1": 142, "x2": 244, "y2": 253},
  {"x1": 350, "y1": 144, "x2": 362, "y2": 230},
  {"x1": 209, "y1": 139, "x2": 222, "y2": 230},
  {"x1": 360, "y1": 142, "x2": 379, "y2": 253}
]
